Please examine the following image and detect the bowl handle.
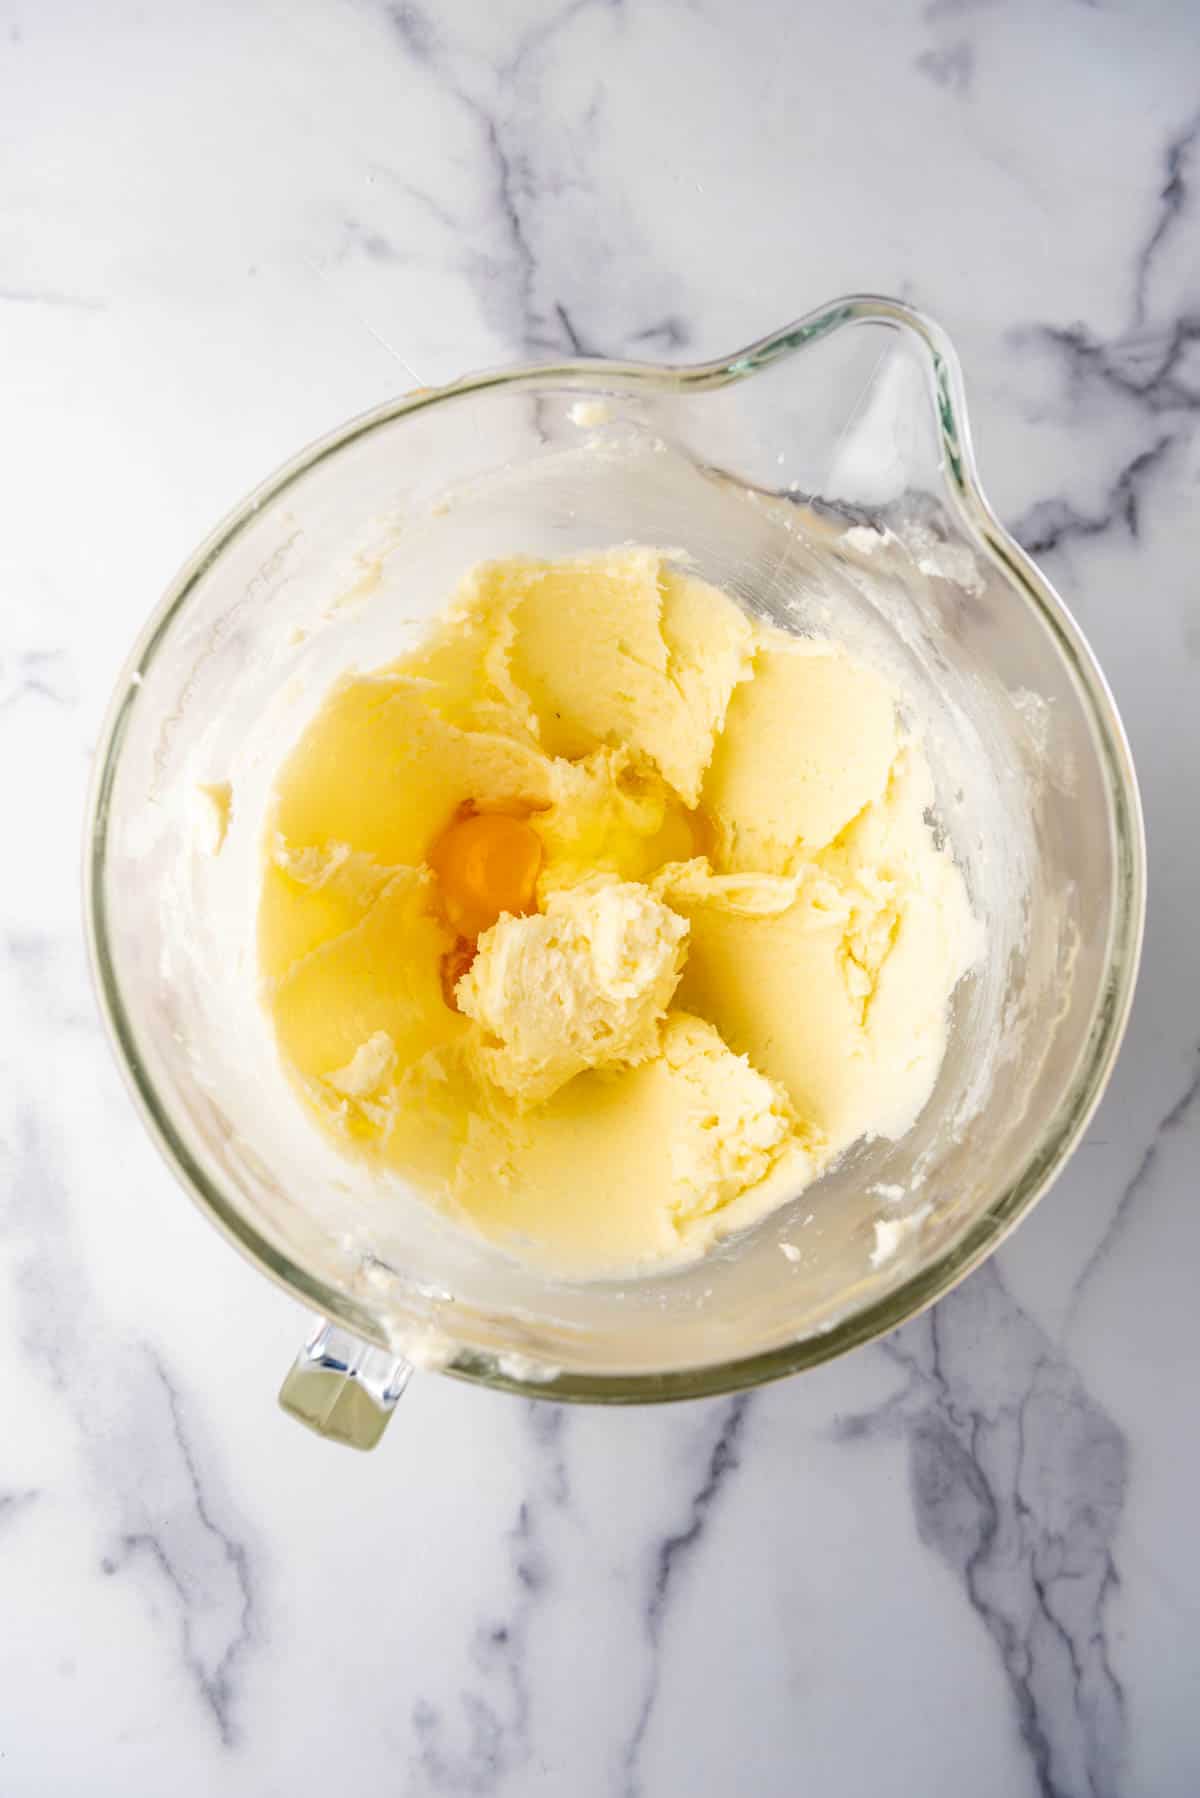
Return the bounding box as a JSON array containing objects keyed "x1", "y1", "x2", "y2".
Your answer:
[{"x1": 278, "y1": 1318, "x2": 412, "y2": 1450}]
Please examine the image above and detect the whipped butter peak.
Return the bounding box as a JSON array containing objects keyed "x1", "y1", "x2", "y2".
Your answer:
[{"x1": 457, "y1": 878, "x2": 688, "y2": 1107}]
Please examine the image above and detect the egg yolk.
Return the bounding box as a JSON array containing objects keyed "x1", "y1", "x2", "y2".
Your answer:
[{"x1": 428, "y1": 808, "x2": 543, "y2": 938}]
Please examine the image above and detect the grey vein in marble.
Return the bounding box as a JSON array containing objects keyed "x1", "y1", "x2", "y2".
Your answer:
[
  {"x1": 0, "y1": 648, "x2": 80, "y2": 713},
  {"x1": 0, "y1": 284, "x2": 107, "y2": 311},
  {"x1": 1066, "y1": 1044, "x2": 1200, "y2": 1331},
  {"x1": 1014, "y1": 432, "x2": 1176, "y2": 558},
  {"x1": 1008, "y1": 96, "x2": 1200, "y2": 567},
  {"x1": 0, "y1": 1487, "x2": 39, "y2": 1523},
  {"x1": 0, "y1": 937, "x2": 262, "y2": 1748},
  {"x1": 845, "y1": 1266, "x2": 1126, "y2": 1798},
  {"x1": 1133, "y1": 103, "x2": 1200, "y2": 328},
  {"x1": 377, "y1": 0, "x2": 682, "y2": 363},
  {"x1": 100, "y1": 1349, "x2": 257, "y2": 1747},
  {"x1": 622, "y1": 1395, "x2": 751, "y2": 1798},
  {"x1": 385, "y1": 0, "x2": 566, "y2": 357},
  {"x1": 1021, "y1": 316, "x2": 1200, "y2": 418},
  {"x1": 914, "y1": 38, "x2": 974, "y2": 96},
  {"x1": 408, "y1": 1404, "x2": 571, "y2": 1793},
  {"x1": 630, "y1": 315, "x2": 690, "y2": 351}
]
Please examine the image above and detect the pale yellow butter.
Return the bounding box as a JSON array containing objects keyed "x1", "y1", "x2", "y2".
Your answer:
[{"x1": 258, "y1": 547, "x2": 979, "y2": 1276}]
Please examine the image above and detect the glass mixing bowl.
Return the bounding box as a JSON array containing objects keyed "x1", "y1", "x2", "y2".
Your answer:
[{"x1": 85, "y1": 296, "x2": 1144, "y2": 1446}]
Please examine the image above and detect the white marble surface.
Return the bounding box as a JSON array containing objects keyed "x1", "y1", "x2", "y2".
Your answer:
[{"x1": 2, "y1": 1, "x2": 1198, "y2": 1791}]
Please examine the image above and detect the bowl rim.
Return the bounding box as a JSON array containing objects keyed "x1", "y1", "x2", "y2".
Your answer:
[{"x1": 83, "y1": 293, "x2": 1147, "y2": 1403}]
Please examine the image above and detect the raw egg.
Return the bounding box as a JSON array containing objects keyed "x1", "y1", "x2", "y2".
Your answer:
[{"x1": 428, "y1": 808, "x2": 543, "y2": 938}]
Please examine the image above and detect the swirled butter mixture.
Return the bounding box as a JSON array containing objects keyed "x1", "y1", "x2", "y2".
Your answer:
[{"x1": 258, "y1": 548, "x2": 978, "y2": 1274}]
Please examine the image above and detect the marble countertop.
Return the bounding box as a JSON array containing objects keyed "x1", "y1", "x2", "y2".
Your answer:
[{"x1": 3, "y1": 1, "x2": 1199, "y2": 1792}]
